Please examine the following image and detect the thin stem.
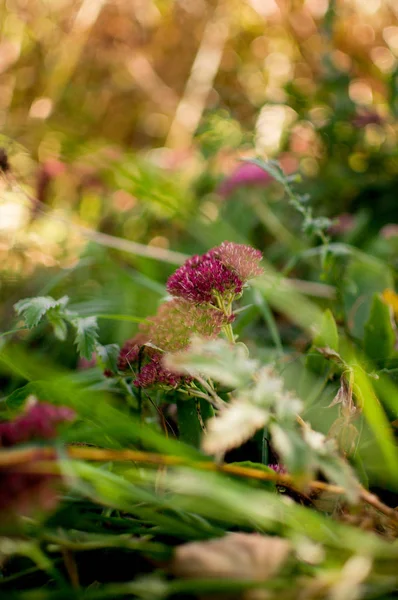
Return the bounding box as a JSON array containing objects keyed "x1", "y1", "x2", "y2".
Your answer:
[
  {"x1": 192, "y1": 374, "x2": 226, "y2": 410},
  {"x1": 179, "y1": 386, "x2": 222, "y2": 410},
  {"x1": 2, "y1": 446, "x2": 397, "y2": 522}
]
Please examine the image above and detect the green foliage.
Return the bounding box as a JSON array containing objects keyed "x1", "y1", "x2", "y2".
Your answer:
[
  {"x1": 14, "y1": 295, "x2": 100, "y2": 360},
  {"x1": 72, "y1": 317, "x2": 99, "y2": 360},
  {"x1": 2, "y1": 4, "x2": 398, "y2": 593},
  {"x1": 364, "y1": 295, "x2": 396, "y2": 362}
]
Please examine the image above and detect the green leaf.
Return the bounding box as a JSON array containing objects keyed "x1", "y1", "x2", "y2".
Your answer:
[
  {"x1": 341, "y1": 257, "x2": 393, "y2": 340},
  {"x1": 364, "y1": 294, "x2": 395, "y2": 361},
  {"x1": 306, "y1": 309, "x2": 339, "y2": 374},
  {"x1": 313, "y1": 309, "x2": 339, "y2": 351},
  {"x1": 14, "y1": 296, "x2": 69, "y2": 328},
  {"x1": 72, "y1": 317, "x2": 99, "y2": 359}
]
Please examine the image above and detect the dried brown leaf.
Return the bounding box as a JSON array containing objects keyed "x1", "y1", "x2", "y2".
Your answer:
[{"x1": 172, "y1": 532, "x2": 291, "y2": 583}]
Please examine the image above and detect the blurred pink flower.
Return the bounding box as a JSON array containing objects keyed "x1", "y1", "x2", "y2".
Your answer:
[
  {"x1": 0, "y1": 401, "x2": 75, "y2": 447},
  {"x1": 0, "y1": 400, "x2": 75, "y2": 517},
  {"x1": 380, "y1": 224, "x2": 398, "y2": 240},
  {"x1": 328, "y1": 213, "x2": 355, "y2": 236},
  {"x1": 218, "y1": 162, "x2": 273, "y2": 197}
]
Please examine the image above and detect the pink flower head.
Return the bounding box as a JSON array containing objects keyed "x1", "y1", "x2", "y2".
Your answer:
[
  {"x1": 218, "y1": 162, "x2": 273, "y2": 197},
  {"x1": 167, "y1": 255, "x2": 243, "y2": 304},
  {"x1": 144, "y1": 299, "x2": 231, "y2": 353},
  {"x1": 211, "y1": 242, "x2": 264, "y2": 281},
  {"x1": 0, "y1": 401, "x2": 76, "y2": 447}
]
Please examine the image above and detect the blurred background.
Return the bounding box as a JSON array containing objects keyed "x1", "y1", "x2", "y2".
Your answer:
[{"x1": 1, "y1": 0, "x2": 398, "y2": 354}]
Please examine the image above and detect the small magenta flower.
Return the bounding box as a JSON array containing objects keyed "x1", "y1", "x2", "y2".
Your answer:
[
  {"x1": 167, "y1": 255, "x2": 243, "y2": 305},
  {"x1": 268, "y1": 463, "x2": 287, "y2": 475},
  {"x1": 211, "y1": 242, "x2": 264, "y2": 282}
]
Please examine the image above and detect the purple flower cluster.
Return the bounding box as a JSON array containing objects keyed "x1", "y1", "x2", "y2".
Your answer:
[
  {"x1": 0, "y1": 400, "x2": 75, "y2": 517},
  {"x1": 115, "y1": 300, "x2": 229, "y2": 389},
  {"x1": 114, "y1": 242, "x2": 263, "y2": 391},
  {"x1": 166, "y1": 242, "x2": 263, "y2": 306},
  {"x1": 134, "y1": 354, "x2": 187, "y2": 389},
  {"x1": 167, "y1": 254, "x2": 242, "y2": 304}
]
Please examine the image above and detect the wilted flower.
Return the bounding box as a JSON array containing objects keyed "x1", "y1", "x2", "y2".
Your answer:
[
  {"x1": 218, "y1": 162, "x2": 273, "y2": 197},
  {"x1": 211, "y1": 241, "x2": 264, "y2": 281},
  {"x1": 167, "y1": 255, "x2": 243, "y2": 304},
  {"x1": 0, "y1": 399, "x2": 75, "y2": 518}
]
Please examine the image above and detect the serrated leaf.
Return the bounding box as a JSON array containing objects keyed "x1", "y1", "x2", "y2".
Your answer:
[
  {"x1": 364, "y1": 294, "x2": 396, "y2": 361},
  {"x1": 14, "y1": 296, "x2": 69, "y2": 328},
  {"x1": 73, "y1": 317, "x2": 99, "y2": 359}
]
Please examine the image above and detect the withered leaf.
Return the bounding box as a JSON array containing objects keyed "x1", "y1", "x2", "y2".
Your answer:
[
  {"x1": 172, "y1": 532, "x2": 291, "y2": 582},
  {"x1": 315, "y1": 346, "x2": 345, "y2": 363}
]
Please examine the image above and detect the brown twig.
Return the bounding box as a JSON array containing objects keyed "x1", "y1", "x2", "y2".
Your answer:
[{"x1": 1, "y1": 445, "x2": 397, "y2": 522}]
